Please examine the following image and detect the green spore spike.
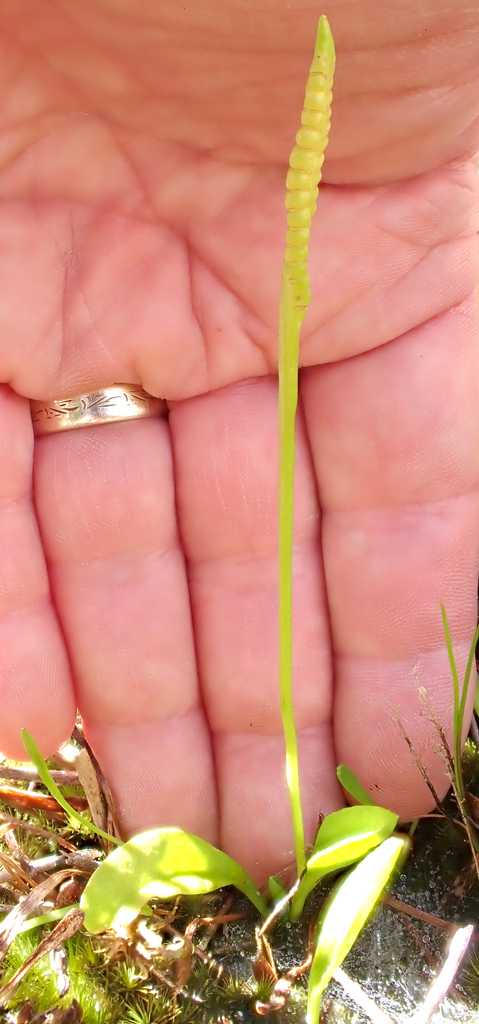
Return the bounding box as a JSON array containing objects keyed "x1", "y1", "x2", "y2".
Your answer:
[{"x1": 279, "y1": 14, "x2": 335, "y2": 875}]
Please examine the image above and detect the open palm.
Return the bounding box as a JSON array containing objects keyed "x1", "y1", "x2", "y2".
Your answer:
[{"x1": 0, "y1": 0, "x2": 478, "y2": 882}]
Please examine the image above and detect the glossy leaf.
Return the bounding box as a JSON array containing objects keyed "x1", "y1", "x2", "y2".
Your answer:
[
  {"x1": 81, "y1": 827, "x2": 268, "y2": 932},
  {"x1": 306, "y1": 835, "x2": 410, "y2": 1023},
  {"x1": 290, "y1": 805, "x2": 397, "y2": 919},
  {"x1": 336, "y1": 765, "x2": 375, "y2": 806}
]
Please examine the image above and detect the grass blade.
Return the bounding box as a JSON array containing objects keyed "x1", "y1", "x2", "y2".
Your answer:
[
  {"x1": 441, "y1": 608, "x2": 479, "y2": 802},
  {"x1": 21, "y1": 729, "x2": 120, "y2": 847}
]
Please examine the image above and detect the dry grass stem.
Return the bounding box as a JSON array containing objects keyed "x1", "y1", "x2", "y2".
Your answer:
[{"x1": 410, "y1": 925, "x2": 474, "y2": 1024}]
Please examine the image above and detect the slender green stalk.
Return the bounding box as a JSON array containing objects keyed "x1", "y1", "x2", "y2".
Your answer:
[
  {"x1": 279, "y1": 284, "x2": 306, "y2": 873},
  {"x1": 441, "y1": 606, "x2": 479, "y2": 803},
  {"x1": 278, "y1": 15, "x2": 335, "y2": 876}
]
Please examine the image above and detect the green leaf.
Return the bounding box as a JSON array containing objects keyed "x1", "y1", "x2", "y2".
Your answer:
[
  {"x1": 442, "y1": 606, "x2": 479, "y2": 803},
  {"x1": 21, "y1": 729, "x2": 120, "y2": 846},
  {"x1": 81, "y1": 827, "x2": 268, "y2": 932},
  {"x1": 15, "y1": 905, "x2": 79, "y2": 934},
  {"x1": 290, "y1": 806, "x2": 397, "y2": 919},
  {"x1": 312, "y1": 806, "x2": 397, "y2": 856},
  {"x1": 268, "y1": 875, "x2": 287, "y2": 902},
  {"x1": 336, "y1": 765, "x2": 375, "y2": 806},
  {"x1": 306, "y1": 835, "x2": 409, "y2": 1023}
]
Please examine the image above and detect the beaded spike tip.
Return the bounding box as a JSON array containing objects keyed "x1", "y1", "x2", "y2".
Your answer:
[
  {"x1": 283, "y1": 15, "x2": 335, "y2": 310},
  {"x1": 278, "y1": 15, "x2": 335, "y2": 875}
]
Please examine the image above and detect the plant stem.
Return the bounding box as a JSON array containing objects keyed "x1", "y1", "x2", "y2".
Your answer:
[
  {"x1": 277, "y1": 13, "x2": 335, "y2": 879},
  {"x1": 278, "y1": 276, "x2": 306, "y2": 875},
  {"x1": 278, "y1": 12, "x2": 335, "y2": 880}
]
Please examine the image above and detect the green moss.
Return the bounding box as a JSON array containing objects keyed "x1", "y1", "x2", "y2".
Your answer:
[
  {"x1": 2, "y1": 929, "x2": 63, "y2": 1013},
  {"x1": 2, "y1": 930, "x2": 121, "y2": 1024}
]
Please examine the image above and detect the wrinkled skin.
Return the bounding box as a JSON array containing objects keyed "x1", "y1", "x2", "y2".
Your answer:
[{"x1": 0, "y1": 0, "x2": 478, "y2": 883}]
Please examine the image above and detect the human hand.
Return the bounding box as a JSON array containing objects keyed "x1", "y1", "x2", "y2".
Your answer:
[{"x1": 0, "y1": 0, "x2": 478, "y2": 884}]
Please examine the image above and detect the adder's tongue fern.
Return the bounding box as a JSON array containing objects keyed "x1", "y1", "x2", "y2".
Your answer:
[{"x1": 278, "y1": 15, "x2": 335, "y2": 876}]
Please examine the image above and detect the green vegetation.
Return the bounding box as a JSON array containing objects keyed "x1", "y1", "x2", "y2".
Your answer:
[
  {"x1": 81, "y1": 827, "x2": 268, "y2": 930},
  {"x1": 306, "y1": 836, "x2": 410, "y2": 1023},
  {"x1": 4, "y1": 14, "x2": 478, "y2": 1023},
  {"x1": 278, "y1": 13, "x2": 335, "y2": 876}
]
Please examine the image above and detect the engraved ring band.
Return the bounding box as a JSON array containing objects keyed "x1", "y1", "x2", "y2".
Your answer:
[{"x1": 30, "y1": 384, "x2": 167, "y2": 437}]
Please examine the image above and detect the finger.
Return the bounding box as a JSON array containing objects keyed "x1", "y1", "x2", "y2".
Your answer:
[
  {"x1": 170, "y1": 377, "x2": 343, "y2": 884},
  {"x1": 301, "y1": 298, "x2": 479, "y2": 817},
  {"x1": 33, "y1": 418, "x2": 217, "y2": 840},
  {"x1": 0, "y1": 385, "x2": 75, "y2": 758}
]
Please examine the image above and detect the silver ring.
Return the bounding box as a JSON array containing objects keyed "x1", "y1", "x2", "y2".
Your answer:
[{"x1": 31, "y1": 384, "x2": 167, "y2": 437}]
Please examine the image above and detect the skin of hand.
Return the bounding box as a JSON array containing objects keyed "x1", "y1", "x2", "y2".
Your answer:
[{"x1": 0, "y1": 0, "x2": 478, "y2": 884}]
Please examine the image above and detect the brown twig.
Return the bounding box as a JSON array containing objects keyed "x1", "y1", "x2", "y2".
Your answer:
[
  {"x1": 0, "y1": 785, "x2": 88, "y2": 821},
  {"x1": 394, "y1": 713, "x2": 445, "y2": 814},
  {"x1": 3, "y1": 830, "x2": 49, "y2": 883},
  {"x1": 0, "y1": 767, "x2": 79, "y2": 786},
  {"x1": 383, "y1": 896, "x2": 462, "y2": 937},
  {"x1": 0, "y1": 851, "x2": 34, "y2": 893},
  {"x1": 0, "y1": 812, "x2": 78, "y2": 852},
  {"x1": 415, "y1": 687, "x2": 479, "y2": 884},
  {"x1": 0, "y1": 869, "x2": 84, "y2": 960},
  {"x1": 71, "y1": 726, "x2": 122, "y2": 838}
]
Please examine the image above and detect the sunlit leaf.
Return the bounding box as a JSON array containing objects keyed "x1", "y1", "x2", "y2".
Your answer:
[
  {"x1": 336, "y1": 765, "x2": 375, "y2": 806},
  {"x1": 290, "y1": 805, "x2": 397, "y2": 919},
  {"x1": 306, "y1": 835, "x2": 410, "y2": 1023},
  {"x1": 21, "y1": 729, "x2": 120, "y2": 846},
  {"x1": 312, "y1": 806, "x2": 397, "y2": 856},
  {"x1": 81, "y1": 827, "x2": 268, "y2": 932}
]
